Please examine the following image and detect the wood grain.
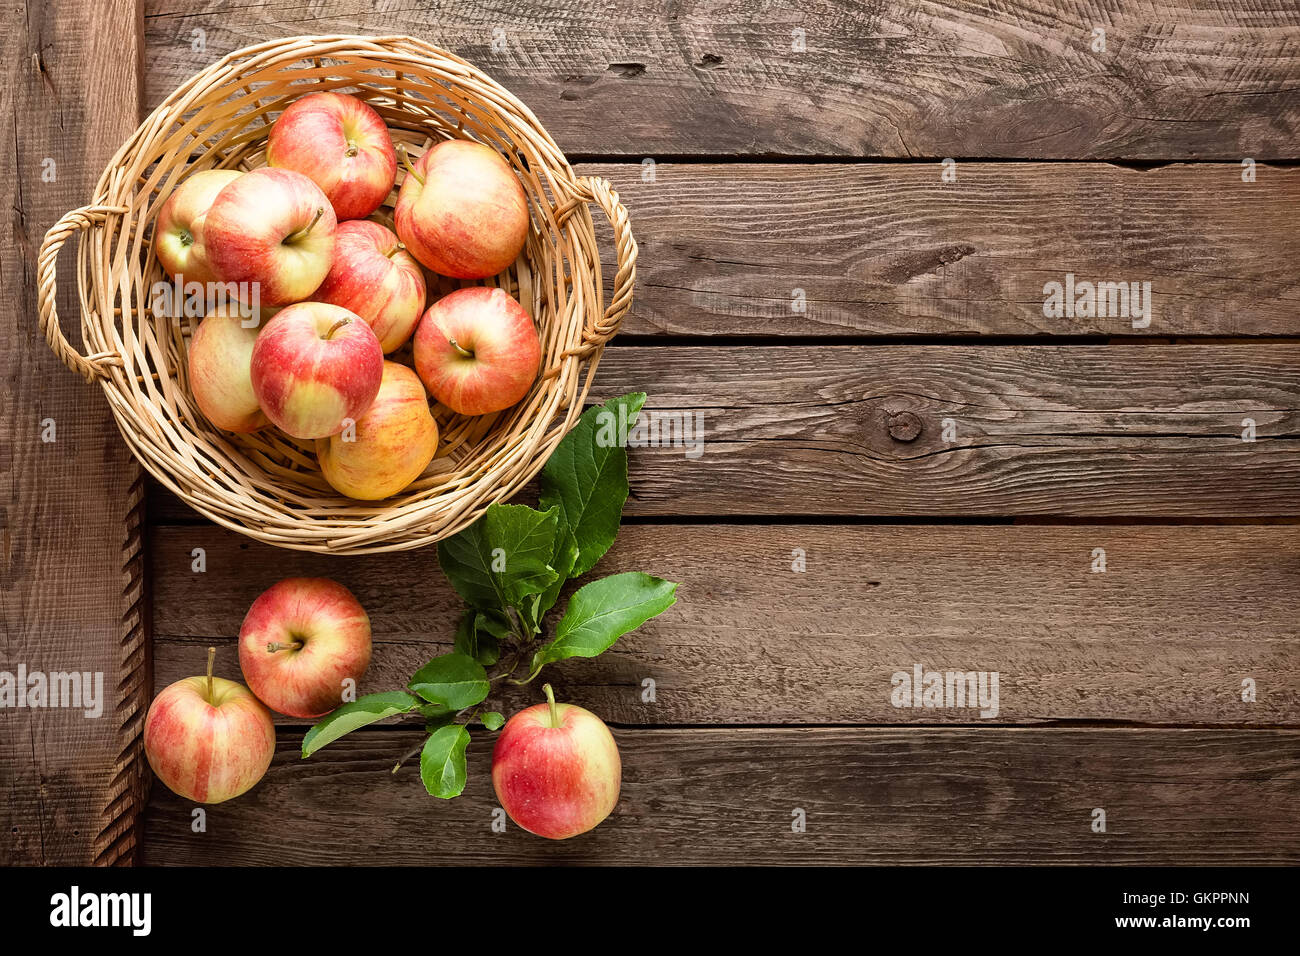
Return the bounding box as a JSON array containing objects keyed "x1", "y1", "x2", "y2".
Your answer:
[
  {"x1": 0, "y1": 0, "x2": 147, "y2": 865},
  {"x1": 149, "y1": 523, "x2": 1300, "y2": 726},
  {"x1": 141, "y1": 0, "x2": 1300, "y2": 159},
  {"x1": 151, "y1": 343, "x2": 1300, "y2": 521},
  {"x1": 142, "y1": 728, "x2": 1300, "y2": 865},
  {"x1": 600, "y1": 344, "x2": 1300, "y2": 517},
  {"x1": 576, "y1": 162, "x2": 1300, "y2": 338}
]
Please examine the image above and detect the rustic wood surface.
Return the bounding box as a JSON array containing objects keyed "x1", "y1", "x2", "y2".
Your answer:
[
  {"x1": 150, "y1": 524, "x2": 1300, "y2": 726},
  {"x1": 140, "y1": 0, "x2": 1300, "y2": 159},
  {"x1": 6, "y1": 0, "x2": 1299, "y2": 867},
  {"x1": 0, "y1": 0, "x2": 147, "y2": 866},
  {"x1": 147, "y1": 343, "x2": 1300, "y2": 520},
  {"x1": 579, "y1": 162, "x2": 1300, "y2": 338},
  {"x1": 143, "y1": 729, "x2": 1300, "y2": 865}
]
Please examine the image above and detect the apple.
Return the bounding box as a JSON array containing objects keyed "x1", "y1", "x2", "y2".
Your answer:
[
  {"x1": 317, "y1": 361, "x2": 438, "y2": 500},
  {"x1": 250, "y1": 301, "x2": 384, "y2": 439},
  {"x1": 394, "y1": 139, "x2": 529, "y2": 279},
  {"x1": 153, "y1": 168, "x2": 243, "y2": 285},
  {"x1": 188, "y1": 303, "x2": 270, "y2": 433},
  {"x1": 267, "y1": 91, "x2": 397, "y2": 221},
  {"x1": 144, "y1": 647, "x2": 276, "y2": 804},
  {"x1": 309, "y1": 220, "x2": 426, "y2": 352},
  {"x1": 412, "y1": 286, "x2": 541, "y2": 416},
  {"x1": 204, "y1": 166, "x2": 338, "y2": 307},
  {"x1": 491, "y1": 684, "x2": 621, "y2": 840},
  {"x1": 238, "y1": 577, "x2": 372, "y2": 719}
]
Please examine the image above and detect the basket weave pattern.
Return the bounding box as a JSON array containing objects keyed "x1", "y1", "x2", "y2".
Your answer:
[{"x1": 36, "y1": 35, "x2": 637, "y2": 555}]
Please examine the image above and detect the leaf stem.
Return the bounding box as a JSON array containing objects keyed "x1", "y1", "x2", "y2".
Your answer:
[{"x1": 392, "y1": 739, "x2": 424, "y2": 773}]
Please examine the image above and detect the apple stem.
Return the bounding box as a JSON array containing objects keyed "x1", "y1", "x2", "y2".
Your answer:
[
  {"x1": 543, "y1": 683, "x2": 560, "y2": 728},
  {"x1": 285, "y1": 206, "x2": 325, "y2": 244},
  {"x1": 448, "y1": 337, "x2": 474, "y2": 359},
  {"x1": 384, "y1": 242, "x2": 406, "y2": 259},
  {"x1": 345, "y1": 141, "x2": 359, "y2": 157},
  {"x1": 266, "y1": 640, "x2": 304, "y2": 653},
  {"x1": 397, "y1": 143, "x2": 425, "y2": 186},
  {"x1": 323, "y1": 317, "x2": 351, "y2": 340},
  {"x1": 205, "y1": 646, "x2": 216, "y2": 705}
]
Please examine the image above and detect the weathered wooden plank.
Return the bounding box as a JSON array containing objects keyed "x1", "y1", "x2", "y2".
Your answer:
[
  {"x1": 577, "y1": 162, "x2": 1300, "y2": 338},
  {"x1": 141, "y1": 1, "x2": 1300, "y2": 160},
  {"x1": 142, "y1": 728, "x2": 1300, "y2": 865},
  {"x1": 150, "y1": 523, "x2": 1300, "y2": 726},
  {"x1": 145, "y1": 344, "x2": 1300, "y2": 521},
  {"x1": 0, "y1": 0, "x2": 147, "y2": 866},
  {"x1": 604, "y1": 344, "x2": 1300, "y2": 517}
]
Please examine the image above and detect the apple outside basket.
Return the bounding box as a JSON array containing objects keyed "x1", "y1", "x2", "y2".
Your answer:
[{"x1": 36, "y1": 34, "x2": 637, "y2": 555}]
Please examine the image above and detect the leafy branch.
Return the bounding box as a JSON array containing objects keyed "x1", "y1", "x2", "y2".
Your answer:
[{"x1": 301, "y1": 392, "x2": 678, "y2": 798}]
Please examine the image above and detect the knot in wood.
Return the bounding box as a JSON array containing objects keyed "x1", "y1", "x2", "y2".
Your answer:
[{"x1": 885, "y1": 409, "x2": 923, "y2": 442}]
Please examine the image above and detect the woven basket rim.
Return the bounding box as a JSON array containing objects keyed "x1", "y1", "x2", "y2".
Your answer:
[{"x1": 36, "y1": 34, "x2": 637, "y2": 555}]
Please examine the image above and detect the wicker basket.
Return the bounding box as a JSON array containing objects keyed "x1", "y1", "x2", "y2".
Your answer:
[{"x1": 37, "y1": 35, "x2": 636, "y2": 555}]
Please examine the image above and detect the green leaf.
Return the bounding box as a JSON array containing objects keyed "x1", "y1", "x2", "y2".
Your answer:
[
  {"x1": 420, "y1": 724, "x2": 471, "y2": 799},
  {"x1": 437, "y1": 502, "x2": 560, "y2": 611},
  {"x1": 532, "y1": 572, "x2": 678, "y2": 671},
  {"x1": 523, "y1": 534, "x2": 578, "y2": 633},
  {"x1": 301, "y1": 691, "x2": 423, "y2": 757},
  {"x1": 453, "y1": 610, "x2": 504, "y2": 666},
  {"x1": 480, "y1": 711, "x2": 505, "y2": 731},
  {"x1": 408, "y1": 652, "x2": 490, "y2": 709},
  {"x1": 540, "y1": 392, "x2": 646, "y2": 579}
]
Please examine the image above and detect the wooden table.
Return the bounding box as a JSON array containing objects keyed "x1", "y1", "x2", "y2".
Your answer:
[{"x1": 5, "y1": 0, "x2": 1299, "y2": 865}]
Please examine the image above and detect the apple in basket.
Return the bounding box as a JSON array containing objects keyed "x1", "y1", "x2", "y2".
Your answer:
[
  {"x1": 308, "y1": 219, "x2": 426, "y2": 353},
  {"x1": 491, "y1": 685, "x2": 621, "y2": 840},
  {"x1": 152, "y1": 168, "x2": 243, "y2": 285},
  {"x1": 144, "y1": 647, "x2": 276, "y2": 804},
  {"x1": 317, "y1": 361, "x2": 439, "y2": 501},
  {"x1": 204, "y1": 167, "x2": 338, "y2": 307},
  {"x1": 412, "y1": 286, "x2": 541, "y2": 417},
  {"x1": 250, "y1": 301, "x2": 384, "y2": 440},
  {"x1": 267, "y1": 91, "x2": 398, "y2": 221},
  {"x1": 187, "y1": 303, "x2": 269, "y2": 433},
  {"x1": 238, "y1": 577, "x2": 372, "y2": 719},
  {"x1": 394, "y1": 139, "x2": 530, "y2": 279}
]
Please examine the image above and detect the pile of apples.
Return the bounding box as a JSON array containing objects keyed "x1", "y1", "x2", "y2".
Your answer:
[
  {"x1": 144, "y1": 576, "x2": 622, "y2": 840},
  {"x1": 158, "y1": 91, "x2": 542, "y2": 500},
  {"x1": 144, "y1": 577, "x2": 373, "y2": 805}
]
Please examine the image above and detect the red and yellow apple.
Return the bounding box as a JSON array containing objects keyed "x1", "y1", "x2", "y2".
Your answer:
[
  {"x1": 144, "y1": 647, "x2": 276, "y2": 804},
  {"x1": 491, "y1": 684, "x2": 621, "y2": 839},
  {"x1": 188, "y1": 304, "x2": 269, "y2": 433},
  {"x1": 412, "y1": 286, "x2": 541, "y2": 416},
  {"x1": 238, "y1": 577, "x2": 372, "y2": 719},
  {"x1": 308, "y1": 220, "x2": 426, "y2": 352},
  {"x1": 267, "y1": 91, "x2": 397, "y2": 221},
  {"x1": 250, "y1": 301, "x2": 384, "y2": 439},
  {"x1": 394, "y1": 139, "x2": 529, "y2": 279},
  {"x1": 204, "y1": 167, "x2": 338, "y2": 307},
  {"x1": 317, "y1": 361, "x2": 438, "y2": 500},
  {"x1": 153, "y1": 168, "x2": 243, "y2": 285}
]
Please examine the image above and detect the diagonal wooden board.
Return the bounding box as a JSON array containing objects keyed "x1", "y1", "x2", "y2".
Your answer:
[{"x1": 0, "y1": 0, "x2": 147, "y2": 865}]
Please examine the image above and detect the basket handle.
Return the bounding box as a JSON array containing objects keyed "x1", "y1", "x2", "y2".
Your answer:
[
  {"x1": 38, "y1": 205, "x2": 128, "y2": 383},
  {"x1": 544, "y1": 176, "x2": 638, "y2": 377}
]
